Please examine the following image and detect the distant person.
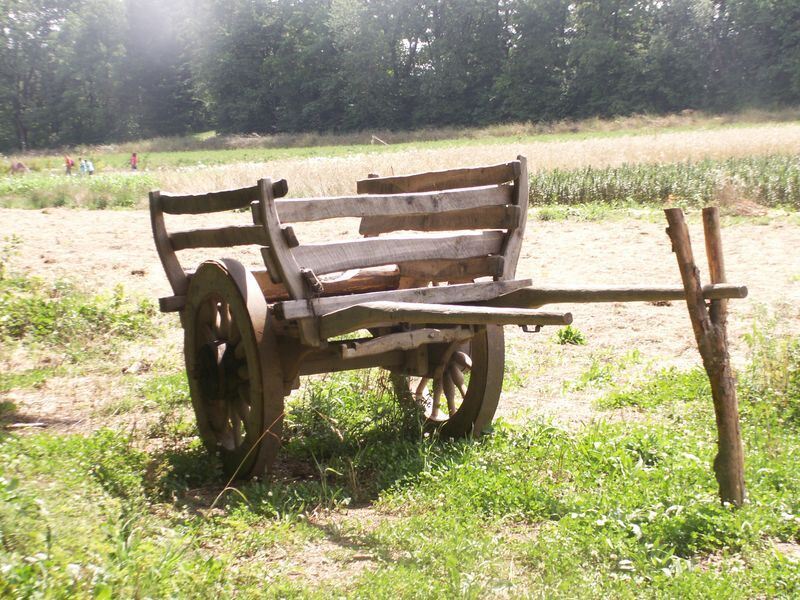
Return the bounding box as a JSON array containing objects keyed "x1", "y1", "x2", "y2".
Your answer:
[
  {"x1": 130, "y1": 152, "x2": 138, "y2": 170},
  {"x1": 79, "y1": 158, "x2": 87, "y2": 175},
  {"x1": 64, "y1": 155, "x2": 74, "y2": 175},
  {"x1": 86, "y1": 159, "x2": 95, "y2": 175}
]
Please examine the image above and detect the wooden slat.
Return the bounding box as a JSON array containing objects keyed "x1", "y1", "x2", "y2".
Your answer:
[
  {"x1": 159, "y1": 179, "x2": 288, "y2": 215},
  {"x1": 359, "y1": 205, "x2": 522, "y2": 236},
  {"x1": 292, "y1": 230, "x2": 504, "y2": 275},
  {"x1": 274, "y1": 185, "x2": 511, "y2": 223},
  {"x1": 399, "y1": 256, "x2": 504, "y2": 282},
  {"x1": 277, "y1": 278, "x2": 532, "y2": 321},
  {"x1": 149, "y1": 191, "x2": 188, "y2": 296},
  {"x1": 501, "y1": 155, "x2": 528, "y2": 280},
  {"x1": 320, "y1": 301, "x2": 572, "y2": 339},
  {"x1": 356, "y1": 161, "x2": 521, "y2": 194},
  {"x1": 256, "y1": 178, "x2": 321, "y2": 346},
  {"x1": 169, "y1": 225, "x2": 268, "y2": 251}
]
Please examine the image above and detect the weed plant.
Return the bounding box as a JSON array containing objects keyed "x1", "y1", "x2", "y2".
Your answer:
[{"x1": 530, "y1": 155, "x2": 800, "y2": 209}]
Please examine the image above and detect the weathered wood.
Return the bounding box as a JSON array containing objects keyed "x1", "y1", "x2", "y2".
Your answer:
[
  {"x1": 256, "y1": 178, "x2": 321, "y2": 346},
  {"x1": 251, "y1": 267, "x2": 400, "y2": 302},
  {"x1": 169, "y1": 225, "x2": 268, "y2": 251},
  {"x1": 703, "y1": 208, "x2": 728, "y2": 322},
  {"x1": 359, "y1": 204, "x2": 521, "y2": 236},
  {"x1": 159, "y1": 179, "x2": 288, "y2": 215},
  {"x1": 298, "y1": 348, "x2": 405, "y2": 375},
  {"x1": 281, "y1": 225, "x2": 300, "y2": 248},
  {"x1": 482, "y1": 283, "x2": 748, "y2": 308},
  {"x1": 149, "y1": 191, "x2": 188, "y2": 296},
  {"x1": 339, "y1": 327, "x2": 474, "y2": 359},
  {"x1": 399, "y1": 256, "x2": 504, "y2": 282},
  {"x1": 158, "y1": 295, "x2": 186, "y2": 312},
  {"x1": 501, "y1": 155, "x2": 529, "y2": 280},
  {"x1": 275, "y1": 185, "x2": 511, "y2": 223},
  {"x1": 277, "y1": 278, "x2": 532, "y2": 321},
  {"x1": 293, "y1": 230, "x2": 504, "y2": 275},
  {"x1": 356, "y1": 161, "x2": 521, "y2": 194},
  {"x1": 319, "y1": 301, "x2": 572, "y2": 339},
  {"x1": 665, "y1": 207, "x2": 745, "y2": 507}
]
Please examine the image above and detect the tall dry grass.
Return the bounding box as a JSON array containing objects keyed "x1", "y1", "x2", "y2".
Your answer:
[{"x1": 155, "y1": 123, "x2": 800, "y2": 197}]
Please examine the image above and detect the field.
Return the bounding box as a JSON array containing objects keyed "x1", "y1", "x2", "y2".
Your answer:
[{"x1": 1, "y1": 113, "x2": 800, "y2": 597}]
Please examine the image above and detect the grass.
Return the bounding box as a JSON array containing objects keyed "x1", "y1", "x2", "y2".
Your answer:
[
  {"x1": 530, "y1": 155, "x2": 800, "y2": 209},
  {"x1": 1, "y1": 321, "x2": 798, "y2": 597}
]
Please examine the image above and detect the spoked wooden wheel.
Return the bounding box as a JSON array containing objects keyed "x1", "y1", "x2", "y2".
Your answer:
[
  {"x1": 184, "y1": 259, "x2": 284, "y2": 479},
  {"x1": 399, "y1": 325, "x2": 505, "y2": 437}
]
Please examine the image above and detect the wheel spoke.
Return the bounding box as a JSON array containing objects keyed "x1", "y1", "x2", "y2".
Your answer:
[
  {"x1": 219, "y1": 302, "x2": 232, "y2": 338},
  {"x1": 453, "y1": 351, "x2": 472, "y2": 370},
  {"x1": 414, "y1": 377, "x2": 429, "y2": 400},
  {"x1": 443, "y1": 372, "x2": 456, "y2": 414},
  {"x1": 449, "y1": 365, "x2": 467, "y2": 397},
  {"x1": 430, "y1": 379, "x2": 443, "y2": 419}
]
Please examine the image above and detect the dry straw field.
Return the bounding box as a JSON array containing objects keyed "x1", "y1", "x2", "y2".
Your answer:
[{"x1": 155, "y1": 123, "x2": 800, "y2": 197}]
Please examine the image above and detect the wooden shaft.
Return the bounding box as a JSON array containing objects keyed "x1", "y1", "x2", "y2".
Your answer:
[
  {"x1": 483, "y1": 283, "x2": 747, "y2": 309},
  {"x1": 665, "y1": 207, "x2": 745, "y2": 507},
  {"x1": 703, "y1": 207, "x2": 728, "y2": 323}
]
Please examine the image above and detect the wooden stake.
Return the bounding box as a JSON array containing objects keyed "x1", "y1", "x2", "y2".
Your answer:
[{"x1": 665, "y1": 207, "x2": 745, "y2": 506}]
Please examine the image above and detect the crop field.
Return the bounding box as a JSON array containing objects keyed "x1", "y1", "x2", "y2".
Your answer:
[{"x1": 1, "y1": 114, "x2": 799, "y2": 597}]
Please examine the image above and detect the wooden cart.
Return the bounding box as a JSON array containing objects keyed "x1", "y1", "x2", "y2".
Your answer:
[{"x1": 150, "y1": 156, "x2": 747, "y2": 479}]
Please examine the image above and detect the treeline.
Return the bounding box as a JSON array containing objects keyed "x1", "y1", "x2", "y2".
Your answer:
[{"x1": 2, "y1": 0, "x2": 799, "y2": 151}]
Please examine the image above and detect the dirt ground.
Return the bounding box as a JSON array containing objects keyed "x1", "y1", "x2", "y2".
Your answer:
[{"x1": 1, "y1": 207, "x2": 799, "y2": 430}]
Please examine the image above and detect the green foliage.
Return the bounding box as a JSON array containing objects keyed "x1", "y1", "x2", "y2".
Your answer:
[
  {"x1": 0, "y1": 172, "x2": 158, "y2": 209},
  {"x1": 0, "y1": 273, "x2": 155, "y2": 358},
  {"x1": 598, "y1": 367, "x2": 710, "y2": 410},
  {"x1": 530, "y1": 155, "x2": 800, "y2": 209},
  {"x1": 554, "y1": 325, "x2": 587, "y2": 345}
]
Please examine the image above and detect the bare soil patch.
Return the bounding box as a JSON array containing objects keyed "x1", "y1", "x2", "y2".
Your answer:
[{"x1": 1, "y1": 208, "x2": 799, "y2": 430}]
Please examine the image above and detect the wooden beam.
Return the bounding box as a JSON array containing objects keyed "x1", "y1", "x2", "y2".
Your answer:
[
  {"x1": 356, "y1": 161, "x2": 521, "y2": 194},
  {"x1": 158, "y1": 295, "x2": 186, "y2": 313},
  {"x1": 359, "y1": 205, "x2": 521, "y2": 236},
  {"x1": 481, "y1": 283, "x2": 748, "y2": 308},
  {"x1": 338, "y1": 327, "x2": 474, "y2": 359},
  {"x1": 251, "y1": 267, "x2": 400, "y2": 302},
  {"x1": 665, "y1": 207, "x2": 745, "y2": 507},
  {"x1": 292, "y1": 230, "x2": 505, "y2": 275},
  {"x1": 169, "y1": 225, "x2": 268, "y2": 251},
  {"x1": 277, "y1": 278, "x2": 532, "y2": 320},
  {"x1": 159, "y1": 179, "x2": 288, "y2": 215},
  {"x1": 274, "y1": 185, "x2": 512, "y2": 223},
  {"x1": 319, "y1": 301, "x2": 572, "y2": 339}
]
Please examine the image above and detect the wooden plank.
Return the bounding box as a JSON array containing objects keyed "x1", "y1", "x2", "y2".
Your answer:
[
  {"x1": 481, "y1": 283, "x2": 748, "y2": 309},
  {"x1": 292, "y1": 230, "x2": 505, "y2": 275},
  {"x1": 158, "y1": 295, "x2": 186, "y2": 313},
  {"x1": 274, "y1": 185, "x2": 511, "y2": 223},
  {"x1": 399, "y1": 256, "x2": 504, "y2": 282},
  {"x1": 319, "y1": 301, "x2": 572, "y2": 339},
  {"x1": 251, "y1": 266, "x2": 400, "y2": 302},
  {"x1": 277, "y1": 279, "x2": 532, "y2": 320},
  {"x1": 356, "y1": 161, "x2": 521, "y2": 194},
  {"x1": 169, "y1": 225, "x2": 268, "y2": 251},
  {"x1": 339, "y1": 327, "x2": 474, "y2": 359},
  {"x1": 298, "y1": 349, "x2": 405, "y2": 376},
  {"x1": 159, "y1": 179, "x2": 288, "y2": 215},
  {"x1": 359, "y1": 205, "x2": 521, "y2": 236},
  {"x1": 149, "y1": 191, "x2": 188, "y2": 296},
  {"x1": 501, "y1": 155, "x2": 528, "y2": 280},
  {"x1": 256, "y1": 178, "x2": 321, "y2": 346}
]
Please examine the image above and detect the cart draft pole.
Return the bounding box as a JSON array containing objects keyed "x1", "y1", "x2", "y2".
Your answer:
[{"x1": 664, "y1": 207, "x2": 745, "y2": 507}]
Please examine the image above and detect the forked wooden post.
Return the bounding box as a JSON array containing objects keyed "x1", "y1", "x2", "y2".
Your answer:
[{"x1": 664, "y1": 207, "x2": 745, "y2": 506}]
